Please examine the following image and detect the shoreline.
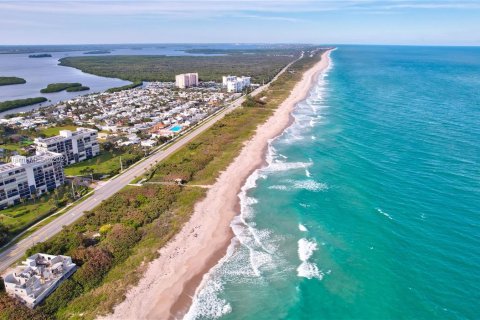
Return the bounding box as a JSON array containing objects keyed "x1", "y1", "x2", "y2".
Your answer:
[{"x1": 103, "y1": 49, "x2": 332, "y2": 320}]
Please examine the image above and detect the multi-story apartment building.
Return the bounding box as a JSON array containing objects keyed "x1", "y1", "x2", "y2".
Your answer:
[
  {"x1": 222, "y1": 75, "x2": 251, "y2": 93},
  {"x1": 34, "y1": 128, "x2": 100, "y2": 166},
  {"x1": 3, "y1": 253, "x2": 76, "y2": 308},
  {"x1": 175, "y1": 73, "x2": 199, "y2": 88},
  {"x1": 0, "y1": 151, "x2": 65, "y2": 209}
]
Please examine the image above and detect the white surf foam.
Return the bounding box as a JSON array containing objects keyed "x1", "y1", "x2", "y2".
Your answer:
[
  {"x1": 305, "y1": 169, "x2": 311, "y2": 178},
  {"x1": 292, "y1": 179, "x2": 328, "y2": 192},
  {"x1": 264, "y1": 161, "x2": 312, "y2": 173},
  {"x1": 268, "y1": 185, "x2": 288, "y2": 190},
  {"x1": 297, "y1": 262, "x2": 324, "y2": 280},
  {"x1": 296, "y1": 238, "x2": 323, "y2": 280},
  {"x1": 298, "y1": 238, "x2": 317, "y2": 261},
  {"x1": 183, "y1": 238, "x2": 239, "y2": 320},
  {"x1": 184, "y1": 278, "x2": 232, "y2": 320},
  {"x1": 376, "y1": 208, "x2": 393, "y2": 220}
]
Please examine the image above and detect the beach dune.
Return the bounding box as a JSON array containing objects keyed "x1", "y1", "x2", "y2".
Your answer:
[{"x1": 102, "y1": 49, "x2": 332, "y2": 320}]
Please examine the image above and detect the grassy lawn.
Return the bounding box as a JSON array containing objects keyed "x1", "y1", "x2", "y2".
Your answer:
[
  {"x1": 64, "y1": 150, "x2": 140, "y2": 178},
  {"x1": 0, "y1": 139, "x2": 33, "y2": 156},
  {"x1": 0, "y1": 143, "x2": 24, "y2": 151},
  {"x1": 0, "y1": 200, "x2": 57, "y2": 236},
  {"x1": 0, "y1": 185, "x2": 91, "y2": 247},
  {"x1": 40, "y1": 125, "x2": 77, "y2": 137}
]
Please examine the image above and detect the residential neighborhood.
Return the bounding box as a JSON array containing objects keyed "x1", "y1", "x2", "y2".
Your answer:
[{"x1": 1, "y1": 80, "x2": 242, "y2": 149}]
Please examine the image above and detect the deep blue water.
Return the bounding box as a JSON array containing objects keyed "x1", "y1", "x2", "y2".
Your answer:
[{"x1": 186, "y1": 46, "x2": 480, "y2": 319}]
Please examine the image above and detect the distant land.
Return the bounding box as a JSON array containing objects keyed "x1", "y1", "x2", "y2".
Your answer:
[
  {"x1": 0, "y1": 97, "x2": 47, "y2": 112},
  {"x1": 0, "y1": 43, "x2": 315, "y2": 55},
  {"x1": 59, "y1": 51, "x2": 296, "y2": 83},
  {"x1": 66, "y1": 85, "x2": 90, "y2": 92},
  {"x1": 181, "y1": 48, "x2": 307, "y2": 55},
  {"x1": 40, "y1": 82, "x2": 84, "y2": 93},
  {"x1": 84, "y1": 50, "x2": 111, "y2": 54},
  {"x1": 0, "y1": 76, "x2": 26, "y2": 86},
  {"x1": 106, "y1": 81, "x2": 142, "y2": 93},
  {"x1": 28, "y1": 54, "x2": 52, "y2": 58},
  {"x1": 0, "y1": 44, "x2": 152, "y2": 54}
]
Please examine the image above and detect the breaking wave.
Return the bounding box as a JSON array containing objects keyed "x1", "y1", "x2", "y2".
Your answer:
[
  {"x1": 376, "y1": 207, "x2": 393, "y2": 220},
  {"x1": 291, "y1": 179, "x2": 328, "y2": 192},
  {"x1": 297, "y1": 238, "x2": 324, "y2": 280}
]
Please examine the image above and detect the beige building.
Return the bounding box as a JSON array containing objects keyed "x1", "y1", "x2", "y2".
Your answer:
[{"x1": 175, "y1": 73, "x2": 199, "y2": 88}]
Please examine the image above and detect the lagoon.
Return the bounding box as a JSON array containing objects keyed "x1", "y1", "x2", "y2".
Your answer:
[{"x1": 0, "y1": 44, "x2": 232, "y2": 117}]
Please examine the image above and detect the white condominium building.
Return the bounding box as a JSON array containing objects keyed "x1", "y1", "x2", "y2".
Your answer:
[
  {"x1": 0, "y1": 151, "x2": 65, "y2": 209},
  {"x1": 34, "y1": 128, "x2": 100, "y2": 166},
  {"x1": 222, "y1": 75, "x2": 251, "y2": 93},
  {"x1": 3, "y1": 253, "x2": 76, "y2": 308},
  {"x1": 175, "y1": 73, "x2": 199, "y2": 88}
]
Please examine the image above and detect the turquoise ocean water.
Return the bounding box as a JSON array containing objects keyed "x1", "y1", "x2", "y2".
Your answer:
[{"x1": 185, "y1": 46, "x2": 480, "y2": 320}]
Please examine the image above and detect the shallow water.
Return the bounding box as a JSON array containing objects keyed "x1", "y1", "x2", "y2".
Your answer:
[
  {"x1": 185, "y1": 46, "x2": 480, "y2": 320},
  {"x1": 0, "y1": 51, "x2": 131, "y2": 116}
]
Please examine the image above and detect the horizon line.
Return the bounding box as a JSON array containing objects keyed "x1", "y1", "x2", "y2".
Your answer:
[{"x1": 0, "y1": 42, "x2": 479, "y2": 48}]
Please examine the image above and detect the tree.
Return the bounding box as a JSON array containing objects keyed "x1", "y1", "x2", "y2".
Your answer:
[
  {"x1": 53, "y1": 189, "x2": 60, "y2": 205},
  {"x1": 0, "y1": 222, "x2": 9, "y2": 246},
  {"x1": 80, "y1": 167, "x2": 94, "y2": 182}
]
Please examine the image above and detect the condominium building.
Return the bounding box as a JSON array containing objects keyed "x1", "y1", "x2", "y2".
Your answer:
[
  {"x1": 34, "y1": 128, "x2": 100, "y2": 166},
  {"x1": 175, "y1": 73, "x2": 199, "y2": 88},
  {"x1": 222, "y1": 75, "x2": 251, "y2": 93},
  {"x1": 3, "y1": 253, "x2": 76, "y2": 308},
  {"x1": 0, "y1": 151, "x2": 65, "y2": 209}
]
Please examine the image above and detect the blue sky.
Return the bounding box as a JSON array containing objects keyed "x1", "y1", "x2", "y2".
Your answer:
[{"x1": 1, "y1": 0, "x2": 480, "y2": 45}]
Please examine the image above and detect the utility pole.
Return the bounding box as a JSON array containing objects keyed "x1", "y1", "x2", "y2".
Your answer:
[
  {"x1": 120, "y1": 156, "x2": 123, "y2": 172},
  {"x1": 71, "y1": 180, "x2": 76, "y2": 199}
]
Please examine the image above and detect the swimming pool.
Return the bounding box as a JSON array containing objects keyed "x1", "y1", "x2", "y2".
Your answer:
[{"x1": 169, "y1": 125, "x2": 182, "y2": 132}]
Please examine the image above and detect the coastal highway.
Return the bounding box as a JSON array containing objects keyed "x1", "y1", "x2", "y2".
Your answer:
[{"x1": 0, "y1": 51, "x2": 305, "y2": 273}]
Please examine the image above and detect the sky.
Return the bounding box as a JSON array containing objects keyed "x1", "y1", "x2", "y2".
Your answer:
[{"x1": 1, "y1": 0, "x2": 480, "y2": 45}]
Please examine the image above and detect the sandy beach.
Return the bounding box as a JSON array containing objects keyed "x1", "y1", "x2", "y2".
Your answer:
[{"x1": 103, "y1": 49, "x2": 332, "y2": 320}]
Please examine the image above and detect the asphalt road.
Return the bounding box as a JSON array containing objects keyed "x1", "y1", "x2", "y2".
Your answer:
[{"x1": 0, "y1": 53, "x2": 302, "y2": 273}]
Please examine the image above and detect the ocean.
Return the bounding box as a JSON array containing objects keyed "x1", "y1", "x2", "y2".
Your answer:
[{"x1": 185, "y1": 46, "x2": 480, "y2": 319}]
